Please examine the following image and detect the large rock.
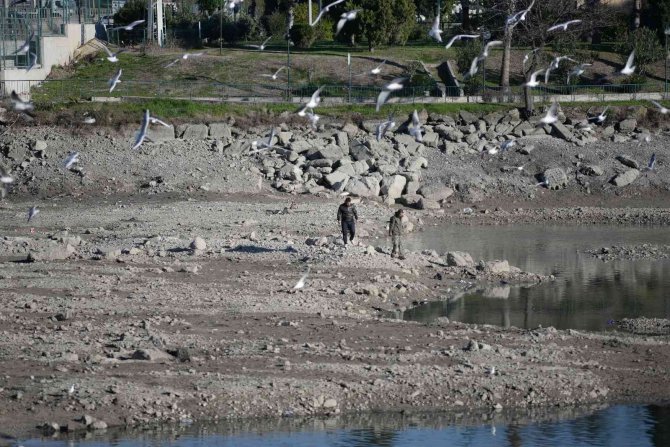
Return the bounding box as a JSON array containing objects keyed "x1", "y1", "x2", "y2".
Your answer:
[
  {"x1": 147, "y1": 124, "x2": 175, "y2": 142},
  {"x1": 611, "y1": 169, "x2": 639, "y2": 187},
  {"x1": 178, "y1": 124, "x2": 209, "y2": 139},
  {"x1": 542, "y1": 167, "x2": 568, "y2": 190},
  {"x1": 404, "y1": 156, "x2": 428, "y2": 172},
  {"x1": 28, "y1": 244, "x2": 76, "y2": 262},
  {"x1": 481, "y1": 260, "x2": 511, "y2": 274},
  {"x1": 551, "y1": 122, "x2": 574, "y2": 141},
  {"x1": 617, "y1": 119, "x2": 637, "y2": 132},
  {"x1": 345, "y1": 177, "x2": 380, "y2": 197},
  {"x1": 394, "y1": 134, "x2": 423, "y2": 155},
  {"x1": 459, "y1": 110, "x2": 478, "y2": 125},
  {"x1": 278, "y1": 163, "x2": 302, "y2": 181},
  {"x1": 335, "y1": 131, "x2": 349, "y2": 154},
  {"x1": 208, "y1": 122, "x2": 233, "y2": 139},
  {"x1": 349, "y1": 140, "x2": 374, "y2": 161},
  {"x1": 418, "y1": 198, "x2": 440, "y2": 210},
  {"x1": 324, "y1": 171, "x2": 349, "y2": 192},
  {"x1": 312, "y1": 145, "x2": 344, "y2": 160},
  {"x1": 446, "y1": 251, "x2": 474, "y2": 267},
  {"x1": 616, "y1": 155, "x2": 639, "y2": 169},
  {"x1": 289, "y1": 140, "x2": 312, "y2": 154},
  {"x1": 580, "y1": 165, "x2": 604, "y2": 176},
  {"x1": 418, "y1": 185, "x2": 454, "y2": 201},
  {"x1": 422, "y1": 131, "x2": 440, "y2": 148},
  {"x1": 380, "y1": 175, "x2": 407, "y2": 200},
  {"x1": 397, "y1": 194, "x2": 423, "y2": 208},
  {"x1": 352, "y1": 160, "x2": 370, "y2": 175}
]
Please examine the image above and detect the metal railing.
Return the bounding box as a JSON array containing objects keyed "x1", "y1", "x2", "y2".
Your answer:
[{"x1": 0, "y1": 78, "x2": 664, "y2": 105}]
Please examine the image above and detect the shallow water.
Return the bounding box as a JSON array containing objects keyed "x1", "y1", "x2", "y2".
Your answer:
[
  {"x1": 19, "y1": 404, "x2": 670, "y2": 446},
  {"x1": 402, "y1": 224, "x2": 670, "y2": 331}
]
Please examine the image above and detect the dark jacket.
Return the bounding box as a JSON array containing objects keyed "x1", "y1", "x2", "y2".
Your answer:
[
  {"x1": 389, "y1": 215, "x2": 403, "y2": 236},
  {"x1": 337, "y1": 203, "x2": 358, "y2": 222}
]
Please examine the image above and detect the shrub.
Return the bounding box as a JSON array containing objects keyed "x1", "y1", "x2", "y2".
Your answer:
[
  {"x1": 263, "y1": 10, "x2": 288, "y2": 37},
  {"x1": 289, "y1": 23, "x2": 316, "y2": 49},
  {"x1": 615, "y1": 26, "x2": 663, "y2": 75}
]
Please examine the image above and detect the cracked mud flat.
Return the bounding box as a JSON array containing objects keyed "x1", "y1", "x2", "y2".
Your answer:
[{"x1": 0, "y1": 125, "x2": 669, "y2": 438}]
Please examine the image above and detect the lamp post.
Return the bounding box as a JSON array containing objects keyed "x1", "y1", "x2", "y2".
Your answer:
[
  {"x1": 481, "y1": 28, "x2": 490, "y2": 96},
  {"x1": 220, "y1": 0, "x2": 223, "y2": 55},
  {"x1": 665, "y1": 27, "x2": 670, "y2": 99},
  {"x1": 347, "y1": 53, "x2": 352, "y2": 103}
]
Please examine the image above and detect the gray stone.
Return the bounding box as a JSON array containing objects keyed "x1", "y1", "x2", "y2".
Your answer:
[
  {"x1": 208, "y1": 123, "x2": 232, "y2": 139},
  {"x1": 483, "y1": 260, "x2": 511, "y2": 273},
  {"x1": 446, "y1": 251, "x2": 474, "y2": 267},
  {"x1": 278, "y1": 163, "x2": 302, "y2": 181},
  {"x1": 580, "y1": 165, "x2": 604, "y2": 176},
  {"x1": 616, "y1": 155, "x2": 639, "y2": 169},
  {"x1": 28, "y1": 244, "x2": 76, "y2": 262},
  {"x1": 518, "y1": 144, "x2": 535, "y2": 155},
  {"x1": 459, "y1": 110, "x2": 478, "y2": 125},
  {"x1": 602, "y1": 126, "x2": 615, "y2": 137},
  {"x1": 32, "y1": 140, "x2": 48, "y2": 151},
  {"x1": 542, "y1": 167, "x2": 568, "y2": 190},
  {"x1": 313, "y1": 145, "x2": 344, "y2": 160},
  {"x1": 334, "y1": 163, "x2": 356, "y2": 177},
  {"x1": 352, "y1": 160, "x2": 370, "y2": 175},
  {"x1": 397, "y1": 194, "x2": 423, "y2": 208},
  {"x1": 324, "y1": 171, "x2": 350, "y2": 190},
  {"x1": 335, "y1": 131, "x2": 349, "y2": 154},
  {"x1": 129, "y1": 348, "x2": 172, "y2": 361},
  {"x1": 618, "y1": 119, "x2": 637, "y2": 132},
  {"x1": 418, "y1": 185, "x2": 454, "y2": 201},
  {"x1": 190, "y1": 237, "x2": 206, "y2": 251},
  {"x1": 90, "y1": 420, "x2": 108, "y2": 430},
  {"x1": 278, "y1": 131, "x2": 293, "y2": 146},
  {"x1": 394, "y1": 134, "x2": 423, "y2": 155},
  {"x1": 309, "y1": 158, "x2": 333, "y2": 168},
  {"x1": 404, "y1": 180, "x2": 421, "y2": 195},
  {"x1": 551, "y1": 122, "x2": 574, "y2": 141},
  {"x1": 380, "y1": 175, "x2": 407, "y2": 200},
  {"x1": 345, "y1": 177, "x2": 380, "y2": 198},
  {"x1": 289, "y1": 140, "x2": 312, "y2": 154},
  {"x1": 611, "y1": 169, "x2": 639, "y2": 187},
  {"x1": 483, "y1": 113, "x2": 503, "y2": 126},
  {"x1": 179, "y1": 124, "x2": 209, "y2": 139},
  {"x1": 404, "y1": 156, "x2": 428, "y2": 172},
  {"x1": 422, "y1": 131, "x2": 440, "y2": 148},
  {"x1": 323, "y1": 398, "x2": 338, "y2": 409},
  {"x1": 341, "y1": 122, "x2": 360, "y2": 138},
  {"x1": 349, "y1": 140, "x2": 374, "y2": 161},
  {"x1": 418, "y1": 198, "x2": 440, "y2": 210},
  {"x1": 147, "y1": 124, "x2": 176, "y2": 142}
]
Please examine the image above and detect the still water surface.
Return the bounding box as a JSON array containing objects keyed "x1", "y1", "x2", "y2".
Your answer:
[
  {"x1": 20, "y1": 404, "x2": 670, "y2": 447},
  {"x1": 403, "y1": 224, "x2": 670, "y2": 331}
]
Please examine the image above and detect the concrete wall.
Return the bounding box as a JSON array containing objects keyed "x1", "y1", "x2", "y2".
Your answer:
[{"x1": 1, "y1": 23, "x2": 96, "y2": 95}]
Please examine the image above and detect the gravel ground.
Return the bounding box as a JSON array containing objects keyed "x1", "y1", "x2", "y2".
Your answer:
[{"x1": 1, "y1": 124, "x2": 669, "y2": 439}]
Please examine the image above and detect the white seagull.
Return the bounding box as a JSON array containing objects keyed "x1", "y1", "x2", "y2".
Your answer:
[
  {"x1": 247, "y1": 36, "x2": 272, "y2": 51},
  {"x1": 464, "y1": 56, "x2": 480, "y2": 79},
  {"x1": 376, "y1": 114, "x2": 396, "y2": 141},
  {"x1": 312, "y1": 0, "x2": 345, "y2": 26},
  {"x1": 588, "y1": 106, "x2": 609, "y2": 124},
  {"x1": 132, "y1": 110, "x2": 151, "y2": 150},
  {"x1": 10, "y1": 91, "x2": 34, "y2": 117},
  {"x1": 428, "y1": 15, "x2": 443, "y2": 43},
  {"x1": 409, "y1": 110, "x2": 423, "y2": 143},
  {"x1": 306, "y1": 109, "x2": 320, "y2": 129},
  {"x1": 297, "y1": 86, "x2": 324, "y2": 116},
  {"x1": 164, "y1": 52, "x2": 204, "y2": 68},
  {"x1": 64, "y1": 152, "x2": 80, "y2": 170},
  {"x1": 567, "y1": 63, "x2": 592, "y2": 84},
  {"x1": 336, "y1": 10, "x2": 359, "y2": 35},
  {"x1": 227, "y1": 0, "x2": 243, "y2": 9},
  {"x1": 110, "y1": 19, "x2": 145, "y2": 31},
  {"x1": 149, "y1": 116, "x2": 170, "y2": 127},
  {"x1": 12, "y1": 31, "x2": 33, "y2": 54},
  {"x1": 500, "y1": 140, "x2": 517, "y2": 152},
  {"x1": 647, "y1": 153, "x2": 657, "y2": 171},
  {"x1": 620, "y1": 50, "x2": 636, "y2": 75},
  {"x1": 100, "y1": 45, "x2": 125, "y2": 63},
  {"x1": 506, "y1": 0, "x2": 535, "y2": 30},
  {"x1": 376, "y1": 78, "x2": 406, "y2": 112},
  {"x1": 0, "y1": 166, "x2": 13, "y2": 185},
  {"x1": 445, "y1": 34, "x2": 479, "y2": 50},
  {"x1": 251, "y1": 128, "x2": 276, "y2": 152},
  {"x1": 26, "y1": 51, "x2": 37, "y2": 72},
  {"x1": 370, "y1": 60, "x2": 386, "y2": 75},
  {"x1": 83, "y1": 116, "x2": 96, "y2": 124},
  {"x1": 108, "y1": 68, "x2": 122, "y2": 93},
  {"x1": 650, "y1": 100, "x2": 669, "y2": 114},
  {"x1": 262, "y1": 66, "x2": 287, "y2": 80},
  {"x1": 539, "y1": 101, "x2": 559, "y2": 125},
  {"x1": 293, "y1": 266, "x2": 311, "y2": 290},
  {"x1": 522, "y1": 48, "x2": 540, "y2": 66},
  {"x1": 524, "y1": 69, "x2": 544, "y2": 87},
  {"x1": 547, "y1": 20, "x2": 582, "y2": 32},
  {"x1": 478, "y1": 40, "x2": 503, "y2": 61},
  {"x1": 27, "y1": 206, "x2": 39, "y2": 223}
]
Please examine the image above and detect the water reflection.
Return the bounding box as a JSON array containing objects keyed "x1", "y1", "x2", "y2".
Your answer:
[
  {"x1": 20, "y1": 404, "x2": 670, "y2": 447},
  {"x1": 402, "y1": 225, "x2": 670, "y2": 331}
]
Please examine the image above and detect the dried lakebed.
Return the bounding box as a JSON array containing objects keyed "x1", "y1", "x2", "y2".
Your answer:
[{"x1": 0, "y1": 193, "x2": 669, "y2": 439}]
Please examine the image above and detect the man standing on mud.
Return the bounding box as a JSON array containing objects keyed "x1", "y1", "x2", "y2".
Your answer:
[
  {"x1": 389, "y1": 209, "x2": 405, "y2": 259},
  {"x1": 337, "y1": 197, "x2": 358, "y2": 246}
]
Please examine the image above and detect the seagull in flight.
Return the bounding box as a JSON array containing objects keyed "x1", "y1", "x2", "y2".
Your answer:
[
  {"x1": 547, "y1": 20, "x2": 582, "y2": 32},
  {"x1": 620, "y1": 50, "x2": 636, "y2": 75},
  {"x1": 312, "y1": 0, "x2": 345, "y2": 26},
  {"x1": 376, "y1": 114, "x2": 396, "y2": 141},
  {"x1": 524, "y1": 69, "x2": 544, "y2": 87},
  {"x1": 409, "y1": 110, "x2": 423, "y2": 143},
  {"x1": 164, "y1": 52, "x2": 204, "y2": 68},
  {"x1": 132, "y1": 110, "x2": 151, "y2": 150},
  {"x1": 262, "y1": 66, "x2": 286, "y2": 80},
  {"x1": 247, "y1": 36, "x2": 272, "y2": 51},
  {"x1": 64, "y1": 152, "x2": 79, "y2": 170},
  {"x1": 26, "y1": 51, "x2": 37, "y2": 72},
  {"x1": 522, "y1": 48, "x2": 540, "y2": 66},
  {"x1": 370, "y1": 60, "x2": 386, "y2": 75},
  {"x1": 464, "y1": 56, "x2": 480, "y2": 79},
  {"x1": 336, "y1": 10, "x2": 359, "y2": 35},
  {"x1": 227, "y1": 0, "x2": 243, "y2": 9},
  {"x1": 506, "y1": 0, "x2": 535, "y2": 30},
  {"x1": 110, "y1": 19, "x2": 145, "y2": 31},
  {"x1": 444, "y1": 34, "x2": 479, "y2": 50},
  {"x1": 27, "y1": 206, "x2": 39, "y2": 223},
  {"x1": 500, "y1": 140, "x2": 517, "y2": 152},
  {"x1": 650, "y1": 100, "x2": 669, "y2": 114},
  {"x1": 647, "y1": 153, "x2": 657, "y2": 171},
  {"x1": 251, "y1": 128, "x2": 276, "y2": 152},
  {"x1": 10, "y1": 91, "x2": 35, "y2": 118},
  {"x1": 567, "y1": 63, "x2": 591, "y2": 84},
  {"x1": 539, "y1": 101, "x2": 559, "y2": 125},
  {"x1": 588, "y1": 106, "x2": 609, "y2": 124},
  {"x1": 293, "y1": 266, "x2": 310, "y2": 290},
  {"x1": 12, "y1": 31, "x2": 33, "y2": 54},
  {"x1": 297, "y1": 86, "x2": 324, "y2": 116},
  {"x1": 100, "y1": 44, "x2": 125, "y2": 63},
  {"x1": 477, "y1": 40, "x2": 503, "y2": 61},
  {"x1": 108, "y1": 68, "x2": 122, "y2": 93},
  {"x1": 376, "y1": 78, "x2": 405, "y2": 112},
  {"x1": 1, "y1": 166, "x2": 14, "y2": 185},
  {"x1": 428, "y1": 15, "x2": 443, "y2": 43}
]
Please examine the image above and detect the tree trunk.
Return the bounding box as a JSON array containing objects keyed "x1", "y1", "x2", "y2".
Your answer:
[
  {"x1": 523, "y1": 85, "x2": 533, "y2": 117},
  {"x1": 634, "y1": 0, "x2": 641, "y2": 29},
  {"x1": 461, "y1": 0, "x2": 470, "y2": 31},
  {"x1": 500, "y1": 29, "x2": 512, "y2": 102}
]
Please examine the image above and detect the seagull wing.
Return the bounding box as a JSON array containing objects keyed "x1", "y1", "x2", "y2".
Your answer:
[
  {"x1": 544, "y1": 67, "x2": 552, "y2": 84},
  {"x1": 150, "y1": 117, "x2": 170, "y2": 127},
  {"x1": 336, "y1": 17, "x2": 347, "y2": 35},
  {"x1": 529, "y1": 69, "x2": 543, "y2": 84},
  {"x1": 164, "y1": 58, "x2": 180, "y2": 68},
  {"x1": 624, "y1": 50, "x2": 635, "y2": 70},
  {"x1": 651, "y1": 100, "x2": 663, "y2": 110},
  {"x1": 376, "y1": 90, "x2": 391, "y2": 112},
  {"x1": 129, "y1": 19, "x2": 145, "y2": 29},
  {"x1": 412, "y1": 109, "x2": 420, "y2": 127}
]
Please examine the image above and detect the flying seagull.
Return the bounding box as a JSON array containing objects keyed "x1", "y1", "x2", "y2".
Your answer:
[
  {"x1": 83, "y1": 116, "x2": 96, "y2": 124},
  {"x1": 227, "y1": 0, "x2": 243, "y2": 9},
  {"x1": 478, "y1": 40, "x2": 503, "y2": 61},
  {"x1": 336, "y1": 10, "x2": 359, "y2": 35},
  {"x1": 251, "y1": 128, "x2": 276, "y2": 152},
  {"x1": 293, "y1": 266, "x2": 311, "y2": 289},
  {"x1": 463, "y1": 56, "x2": 480, "y2": 79},
  {"x1": 650, "y1": 100, "x2": 669, "y2": 114},
  {"x1": 376, "y1": 78, "x2": 406, "y2": 112},
  {"x1": 261, "y1": 66, "x2": 286, "y2": 80},
  {"x1": 409, "y1": 110, "x2": 423, "y2": 143},
  {"x1": 247, "y1": 36, "x2": 272, "y2": 51},
  {"x1": 506, "y1": 0, "x2": 535, "y2": 30},
  {"x1": 27, "y1": 206, "x2": 39, "y2": 223},
  {"x1": 12, "y1": 31, "x2": 33, "y2": 54},
  {"x1": 445, "y1": 34, "x2": 479, "y2": 50},
  {"x1": 10, "y1": 91, "x2": 35, "y2": 117},
  {"x1": 547, "y1": 20, "x2": 582, "y2": 32},
  {"x1": 620, "y1": 50, "x2": 636, "y2": 75},
  {"x1": 567, "y1": 63, "x2": 592, "y2": 84},
  {"x1": 100, "y1": 45, "x2": 125, "y2": 63},
  {"x1": 524, "y1": 69, "x2": 544, "y2": 87},
  {"x1": 539, "y1": 101, "x2": 559, "y2": 125},
  {"x1": 110, "y1": 19, "x2": 145, "y2": 31},
  {"x1": 108, "y1": 68, "x2": 122, "y2": 93},
  {"x1": 26, "y1": 51, "x2": 37, "y2": 72},
  {"x1": 522, "y1": 48, "x2": 540, "y2": 66},
  {"x1": 164, "y1": 52, "x2": 204, "y2": 68},
  {"x1": 297, "y1": 86, "x2": 324, "y2": 116},
  {"x1": 500, "y1": 140, "x2": 517, "y2": 152},
  {"x1": 306, "y1": 109, "x2": 320, "y2": 129},
  {"x1": 370, "y1": 60, "x2": 386, "y2": 75},
  {"x1": 376, "y1": 114, "x2": 396, "y2": 141},
  {"x1": 312, "y1": 0, "x2": 345, "y2": 26},
  {"x1": 149, "y1": 116, "x2": 170, "y2": 127},
  {"x1": 132, "y1": 110, "x2": 151, "y2": 150},
  {"x1": 64, "y1": 152, "x2": 79, "y2": 170},
  {"x1": 588, "y1": 106, "x2": 609, "y2": 124},
  {"x1": 428, "y1": 15, "x2": 443, "y2": 43},
  {"x1": 0, "y1": 166, "x2": 13, "y2": 185},
  {"x1": 647, "y1": 153, "x2": 657, "y2": 171}
]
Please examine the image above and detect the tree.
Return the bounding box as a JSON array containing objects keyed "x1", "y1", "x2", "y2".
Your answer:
[
  {"x1": 354, "y1": 0, "x2": 416, "y2": 50},
  {"x1": 114, "y1": 0, "x2": 145, "y2": 25},
  {"x1": 616, "y1": 26, "x2": 663, "y2": 76},
  {"x1": 197, "y1": 0, "x2": 219, "y2": 16}
]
